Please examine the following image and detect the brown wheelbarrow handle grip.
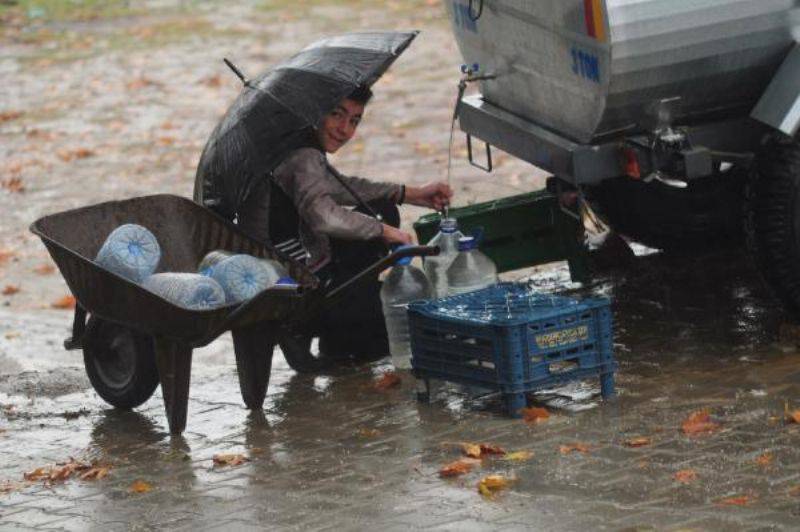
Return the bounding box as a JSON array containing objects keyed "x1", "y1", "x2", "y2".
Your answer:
[{"x1": 321, "y1": 245, "x2": 440, "y2": 310}]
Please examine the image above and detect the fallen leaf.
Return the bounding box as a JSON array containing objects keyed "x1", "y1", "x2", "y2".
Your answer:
[
  {"x1": 479, "y1": 444, "x2": 506, "y2": 456},
  {"x1": 559, "y1": 443, "x2": 590, "y2": 455},
  {"x1": 0, "y1": 480, "x2": 20, "y2": 494},
  {"x1": 212, "y1": 453, "x2": 249, "y2": 467},
  {"x1": 0, "y1": 111, "x2": 23, "y2": 123},
  {"x1": 0, "y1": 249, "x2": 16, "y2": 265},
  {"x1": 374, "y1": 372, "x2": 401, "y2": 391},
  {"x1": 126, "y1": 77, "x2": 157, "y2": 90},
  {"x1": 49, "y1": 459, "x2": 90, "y2": 482},
  {"x1": 33, "y1": 264, "x2": 55, "y2": 275},
  {"x1": 130, "y1": 479, "x2": 153, "y2": 493},
  {"x1": 439, "y1": 458, "x2": 480, "y2": 478},
  {"x1": 502, "y1": 450, "x2": 534, "y2": 462},
  {"x1": 5, "y1": 331, "x2": 21, "y2": 339},
  {"x1": 477, "y1": 474, "x2": 512, "y2": 499},
  {"x1": 51, "y1": 295, "x2": 76, "y2": 310},
  {"x1": 788, "y1": 485, "x2": 800, "y2": 497},
  {"x1": 203, "y1": 74, "x2": 222, "y2": 87},
  {"x1": 623, "y1": 437, "x2": 652, "y2": 448},
  {"x1": 157, "y1": 136, "x2": 176, "y2": 146},
  {"x1": 674, "y1": 469, "x2": 697, "y2": 483},
  {"x1": 717, "y1": 494, "x2": 755, "y2": 506},
  {"x1": 1, "y1": 178, "x2": 24, "y2": 193},
  {"x1": 681, "y1": 410, "x2": 720, "y2": 436},
  {"x1": 2, "y1": 285, "x2": 20, "y2": 295},
  {"x1": 79, "y1": 466, "x2": 109, "y2": 481},
  {"x1": 357, "y1": 428, "x2": 381, "y2": 438},
  {"x1": 23, "y1": 467, "x2": 50, "y2": 481},
  {"x1": 57, "y1": 148, "x2": 94, "y2": 162},
  {"x1": 520, "y1": 407, "x2": 550, "y2": 423},
  {"x1": 461, "y1": 443, "x2": 482, "y2": 458},
  {"x1": 754, "y1": 453, "x2": 773, "y2": 467}
]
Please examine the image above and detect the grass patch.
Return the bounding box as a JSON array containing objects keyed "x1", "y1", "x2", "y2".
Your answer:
[{"x1": 0, "y1": 0, "x2": 142, "y2": 23}]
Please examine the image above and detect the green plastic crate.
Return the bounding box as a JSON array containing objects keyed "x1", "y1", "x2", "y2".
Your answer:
[{"x1": 413, "y1": 190, "x2": 589, "y2": 282}]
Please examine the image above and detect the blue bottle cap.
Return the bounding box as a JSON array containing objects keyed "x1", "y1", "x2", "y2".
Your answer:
[
  {"x1": 276, "y1": 276, "x2": 298, "y2": 286},
  {"x1": 458, "y1": 236, "x2": 476, "y2": 251}
]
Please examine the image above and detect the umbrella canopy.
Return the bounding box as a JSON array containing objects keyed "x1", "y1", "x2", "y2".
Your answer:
[{"x1": 194, "y1": 31, "x2": 419, "y2": 221}]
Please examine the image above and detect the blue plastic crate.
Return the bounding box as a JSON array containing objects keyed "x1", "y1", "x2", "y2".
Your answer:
[{"x1": 408, "y1": 283, "x2": 616, "y2": 417}]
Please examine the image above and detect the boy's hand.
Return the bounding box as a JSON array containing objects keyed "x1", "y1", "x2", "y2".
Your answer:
[
  {"x1": 381, "y1": 224, "x2": 414, "y2": 246},
  {"x1": 405, "y1": 182, "x2": 453, "y2": 210}
]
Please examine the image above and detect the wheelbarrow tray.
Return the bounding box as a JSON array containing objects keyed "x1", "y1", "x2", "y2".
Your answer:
[{"x1": 30, "y1": 194, "x2": 322, "y2": 347}]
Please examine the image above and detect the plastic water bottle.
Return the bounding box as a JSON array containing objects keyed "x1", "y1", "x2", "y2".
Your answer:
[
  {"x1": 143, "y1": 273, "x2": 226, "y2": 310},
  {"x1": 423, "y1": 218, "x2": 463, "y2": 298},
  {"x1": 381, "y1": 254, "x2": 432, "y2": 369},
  {"x1": 446, "y1": 236, "x2": 498, "y2": 296},
  {"x1": 199, "y1": 250, "x2": 289, "y2": 279},
  {"x1": 95, "y1": 224, "x2": 161, "y2": 284},
  {"x1": 208, "y1": 254, "x2": 284, "y2": 304}
]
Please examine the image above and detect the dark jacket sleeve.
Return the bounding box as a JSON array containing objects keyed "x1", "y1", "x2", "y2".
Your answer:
[{"x1": 273, "y1": 148, "x2": 383, "y2": 240}]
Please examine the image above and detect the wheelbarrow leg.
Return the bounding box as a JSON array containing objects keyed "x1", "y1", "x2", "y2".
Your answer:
[
  {"x1": 154, "y1": 338, "x2": 193, "y2": 435},
  {"x1": 232, "y1": 325, "x2": 276, "y2": 410}
]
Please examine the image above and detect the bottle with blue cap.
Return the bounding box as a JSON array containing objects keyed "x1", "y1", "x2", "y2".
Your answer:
[
  {"x1": 380, "y1": 248, "x2": 432, "y2": 369},
  {"x1": 423, "y1": 218, "x2": 464, "y2": 298},
  {"x1": 445, "y1": 235, "x2": 498, "y2": 296}
]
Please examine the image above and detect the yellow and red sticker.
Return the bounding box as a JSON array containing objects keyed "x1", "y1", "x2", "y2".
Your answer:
[{"x1": 584, "y1": 0, "x2": 606, "y2": 41}]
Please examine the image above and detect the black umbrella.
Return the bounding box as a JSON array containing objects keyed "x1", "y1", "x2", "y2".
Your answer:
[{"x1": 194, "y1": 31, "x2": 419, "y2": 221}]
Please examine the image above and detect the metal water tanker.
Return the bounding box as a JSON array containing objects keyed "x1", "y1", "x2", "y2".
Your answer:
[{"x1": 444, "y1": 0, "x2": 800, "y2": 314}]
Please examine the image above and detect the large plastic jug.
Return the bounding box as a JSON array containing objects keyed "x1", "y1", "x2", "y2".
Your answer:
[
  {"x1": 209, "y1": 254, "x2": 283, "y2": 304},
  {"x1": 423, "y1": 218, "x2": 463, "y2": 298},
  {"x1": 95, "y1": 224, "x2": 161, "y2": 284},
  {"x1": 381, "y1": 254, "x2": 432, "y2": 369},
  {"x1": 446, "y1": 236, "x2": 498, "y2": 296},
  {"x1": 143, "y1": 273, "x2": 226, "y2": 310}
]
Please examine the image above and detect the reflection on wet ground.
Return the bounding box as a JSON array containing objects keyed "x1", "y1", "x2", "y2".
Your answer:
[{"x1": 2, "y1": 248, "x2": 800, "y2": 530}]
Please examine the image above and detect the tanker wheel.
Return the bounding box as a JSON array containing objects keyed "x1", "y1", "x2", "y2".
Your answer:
[
  {"x1": 590, "y1": 169, "x2": 746, "y2": 252},
  {"x1": 279, "y1": 334, "x2": 332, "y2": 374},
  {"x1": 83, "y1": 317, "x2": 159, "y2": 409},
  {"x1": 745, "y1": 137, "x2": 800, "y2": 314}
]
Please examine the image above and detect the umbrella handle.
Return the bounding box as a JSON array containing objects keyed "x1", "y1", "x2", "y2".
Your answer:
[{"x1": 223, "y1": 58, "x2": 249, "y2": 86}]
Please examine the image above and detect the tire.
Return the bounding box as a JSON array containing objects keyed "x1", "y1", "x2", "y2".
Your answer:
[
  {"x1": 745, "y1": 137, "x2": 800, "y2": 314},
  {"x1": 83, "y1": 317, "x2": 159, "y2": 409},
  {"x1": 279, "y1": 334, "x2": 332, "y2": 374},
  {"x1": 591, "y1": 170, "x2": 745, "y2": 251}
]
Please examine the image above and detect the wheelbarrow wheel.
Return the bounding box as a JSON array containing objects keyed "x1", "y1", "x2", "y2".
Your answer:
[
  {"x1": 279, "y1": 334, "x2": 332, "y2": 374},
  {"x1": 83, "y1": 317, "x2": 159, "y2": 410}
]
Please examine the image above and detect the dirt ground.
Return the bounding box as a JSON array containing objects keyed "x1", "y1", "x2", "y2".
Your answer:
[{"x1": 2, "y1": 2, "x2": 800, "y2": 531}]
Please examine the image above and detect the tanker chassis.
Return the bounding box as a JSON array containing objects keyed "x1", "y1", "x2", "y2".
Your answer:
[{"x1": 446, "y1": 0, "x2": 800, "y2": 313}]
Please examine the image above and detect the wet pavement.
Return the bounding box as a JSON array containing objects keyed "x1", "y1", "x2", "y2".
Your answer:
[
  {"x1": 3, "y1": 1, "x2": 800, "y2": 531},
  {"x1": 2, "y1": 248, "x2": 800, "y2": 531}
]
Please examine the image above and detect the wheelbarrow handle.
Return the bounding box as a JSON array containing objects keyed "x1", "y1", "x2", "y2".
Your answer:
[{"x1": 306, "y1": 245, "x2": 439, "y2": 320}]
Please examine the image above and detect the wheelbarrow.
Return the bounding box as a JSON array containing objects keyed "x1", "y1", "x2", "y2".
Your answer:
[{"x1": 30, "y1": 194, "x2": 437, "y2": 435}]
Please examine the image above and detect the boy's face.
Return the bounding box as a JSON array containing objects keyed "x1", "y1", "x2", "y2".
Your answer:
[{"x1": 317, "y1": 98, "x2": 365, "y2": 154}]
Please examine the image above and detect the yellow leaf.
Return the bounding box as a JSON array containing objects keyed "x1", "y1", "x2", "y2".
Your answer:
[
  {"x1": 476, "y1": 474, "x2": 512, "y2": 499},
  {"x1": 623, "y1": 437, "x2": 652, "y2": 448},
  {"x1": 130, "y1": 479, "x2": 153, "y2": 493},
  {"x1": 212, "y1": 453, "x2": 249, "y2": 467},
  {"x1": 461, "y1": 443, "x2": 482, "y2": 459},
  {"x1": 502, "y1": 450, "x2": 534, "y2": 462}
]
